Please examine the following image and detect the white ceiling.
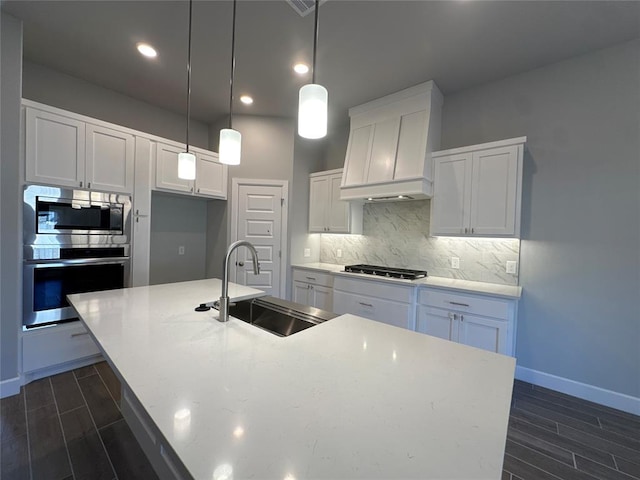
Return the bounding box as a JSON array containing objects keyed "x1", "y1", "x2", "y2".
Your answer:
[{"x1": 2, "y1": 0, "x2": 639, "y2": 126}]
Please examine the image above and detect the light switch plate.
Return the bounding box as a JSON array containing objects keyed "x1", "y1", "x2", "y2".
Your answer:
[
  {"x1": 303, "y1": 248, "x2": 311, "y2": 258},
  {"x1": 506, "y1": 261, "x2": 518, "y2": 274},
  {"x1": 178, "y1": 246, "x2": 185, "y2": 255},
  {"x1": 451, "y1": 257, "x2": 460, "y2": 269},
  {"x1": 337, "y1": 249, "x2": 343, "y2": 258}
]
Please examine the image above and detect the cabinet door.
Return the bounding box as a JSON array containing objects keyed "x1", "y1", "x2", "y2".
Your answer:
[
  {"x1": 195, "y1": 152, "x2": 227, "y2": 198},
  {"x1": 85, "y1": 124, "x2": 134, "y2": 193},
  {"x1": 395, "y1": 109, "x2": 427, "y2": 179},
  {"x1": 343, "y1": 124, "x2": 373, "y2": 186},
  {"x1": 366, "y1": 117, "x2": 400, "y2": 184},
  {"x1": 431, "y1": 153, "x2": 473, "y2": 235},
  {"x1": 470, "y1": 146, "x2": 519, "y2": 235},
  {"x1": 416, "y1": 306, "x2": 457, "y2": 342},
  {"x1": 25, "y1": 108, "x2": 85, "y2": 188},
  {"x1": 155, "y1": 143, "x2": 193, "y2": 193},
  {"x1": 293, "y1": 281, "x2": 310, "y2": 306},
  {"x1": 309, "y1": 175, "x2": 329, "y2": 232},
  {"x1": 310, "y1": 285, "x2": 333, "y2": 312},
  {"x1": 457, "y1": 313, "x2": 507, "y2": 354},
  {"x1": 327, "y1": 174, "x2": 350, "y2": 233}
]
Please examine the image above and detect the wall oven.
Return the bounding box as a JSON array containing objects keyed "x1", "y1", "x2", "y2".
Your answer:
[{"x1": 23, "y1": 185, "x2": 132, "y2": 329}]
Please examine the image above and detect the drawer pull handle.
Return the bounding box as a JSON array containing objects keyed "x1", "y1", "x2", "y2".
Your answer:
[
  {"x1": 359, "y1": 302, "x2": 373, "y2": 307},
  {"x1": 449, "y1": 301, "x2": 470, "y2": 307},
  {"x1": 71, "y1": 332, "x2": 89, "y2": 338},
  {"x1": 306, "y1": 277, "x2": 316, "y2": 280}
]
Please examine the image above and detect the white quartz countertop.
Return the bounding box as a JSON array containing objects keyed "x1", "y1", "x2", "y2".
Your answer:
[
  {"x1": 293, "y1": 262, "x2": 522, "y2": 299},
  {"x1": 68, "y1": 278, "x2": 515, "y2": 479}
]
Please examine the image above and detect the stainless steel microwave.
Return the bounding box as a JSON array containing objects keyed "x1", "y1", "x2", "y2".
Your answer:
[{"x1": 23, "y1": 185, "x2": 131, "y2": 259}]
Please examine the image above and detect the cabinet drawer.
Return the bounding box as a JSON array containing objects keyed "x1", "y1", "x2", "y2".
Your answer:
[
  {"x1": 418, "y1": 288, "x2": 510, "y2": 320},
  {"x1": 334, "y1": 276, "x2": 415, "y2": 303},
  {"x1": 23, "y1": 322, "x2": 101, "y2": 372},
  {"x1": 292, "y1": 269, "x2": 334, "y2": 287},
  {"x1": 333, "y1": 290, "x2": 412, "y2": 329}
]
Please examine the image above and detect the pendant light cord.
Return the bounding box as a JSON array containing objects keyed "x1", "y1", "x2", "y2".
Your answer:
[
  {"x1": 312, "y1": 0, "x2": 319, "y2": 84},
  {"x1": 228, "y1": 0, "x2": 237, "y2": 129},
  {"x1": 185, "y1": 0, "x2": 193, "y2": 153}
]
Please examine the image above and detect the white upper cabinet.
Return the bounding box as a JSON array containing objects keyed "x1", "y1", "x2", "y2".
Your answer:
[
  {"x1": 85, "y1": 124, "x2": 134, "y2": 193},
  {"x1": 309, "y1": 169, "x2": 362, "y2": 234},
  {"x1": 25, "y1": 101, "x2": 135, "y2": 194},
  {"x1": 431, "y1": 137, "x2": 526, "y2": 237},
  {"x1": 154, "y1": 142, "x2": 227, "y2": 200},
  {"x1": 341, "y1": 81, "x2": 443, "y2": 201}
]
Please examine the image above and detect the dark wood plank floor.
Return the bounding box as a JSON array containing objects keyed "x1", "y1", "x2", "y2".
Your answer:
[
  {"x1": 1, "y1": 364, "x2": 638, "y2": 479},
  {"x1": 0, "y1": 362, "x2": 157, "y2": 480}
]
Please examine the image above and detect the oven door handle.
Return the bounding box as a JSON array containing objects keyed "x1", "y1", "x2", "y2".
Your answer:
[{"x1": 24, "y1": 257, "x2": 129, "y2": 267}]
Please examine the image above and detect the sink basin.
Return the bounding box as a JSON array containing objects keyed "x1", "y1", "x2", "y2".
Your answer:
[{"x1": 225, "y1": 296, "x2": 337, "y2": 337}]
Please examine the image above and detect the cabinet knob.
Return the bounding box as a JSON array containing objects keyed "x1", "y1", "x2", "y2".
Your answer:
[
  {"x1": 88, "y1": 182, "x2": 91, "y2": 189},
  {"x1": 190, "y1": 187, "x2": 194, "y2": 193},
  {"x1": 464, "y1": 227, "x2": 468, "y2": 234},
  {"x1": 460, "y1": 314, "x2": 464, "y2": 322},
  {"x1": 197, "y1": 188, "x2": 200, "y2": 193},
  {"x1": 79, "y1": 181, "x2": 83, "y2": 188},
  {"x1": 236, "y1": 261, "x2": 244, "y2": 267}
]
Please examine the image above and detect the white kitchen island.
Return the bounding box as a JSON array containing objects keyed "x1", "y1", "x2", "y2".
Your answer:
[{"x1": 68, "y1": 278, "x2": 516, "y2": 480}]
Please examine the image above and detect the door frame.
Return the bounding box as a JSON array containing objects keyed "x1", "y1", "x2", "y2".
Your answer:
[{"x1": 230, "y1": 178, "x2": 289, "y2": 298}]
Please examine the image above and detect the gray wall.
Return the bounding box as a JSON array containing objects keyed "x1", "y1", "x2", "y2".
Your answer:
[
  {"x1": 149, "y1": 192, "x2": 208, "y2": 285},
  {"x1": 205, "y1": 115, "x2": 324, "y2": 296},
  {"x1": 0, "y1": 13, "x2": 23, "y2": 382},
  {"x1": 441, "y1": 40, "x2": 640, "y2": 398},
  {"x1": 22, "y1": 61, "x2": 210, "y2": 149}
]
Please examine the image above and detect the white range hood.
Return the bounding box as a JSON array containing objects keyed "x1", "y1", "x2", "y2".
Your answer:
[{"x1": 340, "y1": 80, "x2": 443, "y2": 202}]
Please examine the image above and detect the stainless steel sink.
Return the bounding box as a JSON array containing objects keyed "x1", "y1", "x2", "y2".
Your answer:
[{"x1": 222, "y1": 296, "x2": 337, "y2": 337}]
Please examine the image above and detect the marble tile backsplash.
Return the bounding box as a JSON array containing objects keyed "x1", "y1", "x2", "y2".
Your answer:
[{"x1": 319, "y1": 200, "x2": 520, "y2": 285}]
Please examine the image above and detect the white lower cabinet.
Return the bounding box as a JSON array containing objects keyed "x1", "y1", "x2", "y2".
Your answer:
[
  {"x1": 122, "y1": 385, "x2": 191, "y2": 480},
  {"x1": 292, "y1": 268, "x2": 334, "y2": 311},
  {"x1": 416, "y1": 288, "x2": 517, "y2": 356},
  {"x1": 333, "y1": 276, "x2": 416, "y2": 330},
  {"x1": 22, "y1": 322, "x2": 101, "y2": 373}
]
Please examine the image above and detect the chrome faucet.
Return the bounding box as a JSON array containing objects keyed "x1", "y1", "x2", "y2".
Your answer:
[{"x1": 219, "y1": 240, "x2": 260, "y2": 322}]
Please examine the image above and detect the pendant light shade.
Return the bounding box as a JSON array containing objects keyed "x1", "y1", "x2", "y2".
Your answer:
[
  {"x1": 178, "y1": 0, "x2": 196, "y2": 180},
  {"x1": 219, "y1": 128, "x2": 242, "y2": 166},
  {"x1": 298, "y1": 83, "x2": 328, "y2": 139},
  {"x1": 219, "y1": 0, "x2": 242, "y2": 166},
  {"x1": 178, "y1": 152, "x2": 196, "y2": 180},
  {"x1": 298, "y1": 0, "x2": 327, "y2": 139}
]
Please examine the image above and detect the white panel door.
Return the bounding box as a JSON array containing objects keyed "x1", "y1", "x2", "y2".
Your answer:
[
  {"x1": 85, "y1": 124, "x2": 135, "y2": 193},
  {"x1": 457, "y1": 313, "x2": 507, "y2": 354},
  {"x1": 195, "y1": 152, "x2": 227, "y2": 198},
  {"x1": 431, "y1": 153, "x2": 473, "y2": 236},
  {"x1": 470, "y1": 146, "x2": 518, "y2": 235},
  {"x1": 155, "y1": 143, "x2": 193, "y2": 193},
  {"x1": 415, "y1": 306, "x2": 457, "y2": 342},
  {"x1": 234, "y1": 183, "x2": 285, "y2": 297},
  {"x1": 308, "y1": 175, "x2": 329, "y2": 232},
  {"x1": 366, "y1": 117, "x2": 400, "y2": 184},
  {"x1": 25, "y1": 107, "x2": 85, "y2": 188},
  {"x1": 327, "y1": 174, "x2": 349, "y2": 233}
]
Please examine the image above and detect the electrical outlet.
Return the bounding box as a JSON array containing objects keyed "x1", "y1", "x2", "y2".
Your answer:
[
  {"x1": 451, "y1": 257, "x2": 460, "y2": 269},
  {"x1": 337, "y1": 249, "x2": 343, "y2": 258},
  {"x1": 178, "y1": 246, "x2": 185, "y2": 255},
  {"x1": 303, "y1": 248, "x2": 311, "y2": 258},
  {"x1": 506, "y1": 261, "x2": 518, "y2": 274}
]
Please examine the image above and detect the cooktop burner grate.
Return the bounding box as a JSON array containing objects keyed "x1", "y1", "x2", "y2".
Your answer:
[{"x1": 344, "y1": 264, "x2": 427, "y2": 280}]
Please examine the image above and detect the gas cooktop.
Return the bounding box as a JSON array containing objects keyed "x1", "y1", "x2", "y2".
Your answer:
[{"x1": 343, "y1": 264, "x2": 428, "y2": 280}]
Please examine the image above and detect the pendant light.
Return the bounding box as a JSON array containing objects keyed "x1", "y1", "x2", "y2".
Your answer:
[
  {"x1": 298, "y1": 0, "x2": 327, "y2": 139},
  {"x1": 178, "y1": 0, "x2": 196, "y2": 180},
  {"x1": 219, "y1": 0, "x2": 242, "y2": 166}
]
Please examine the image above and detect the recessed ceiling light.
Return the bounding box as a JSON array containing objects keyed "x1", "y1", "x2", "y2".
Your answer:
[
  {"x1": 137, "y1": 43, "x2": 157, "y2": 58},
  {"x1": 240, "y1": 95, "x2": 253, "y2": 105},
  {"x1": 293, "y1": 63, "x2": 309, "y2": 74}
]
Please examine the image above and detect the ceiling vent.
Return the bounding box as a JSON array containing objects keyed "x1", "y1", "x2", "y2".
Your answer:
[{"x1": 286, "y1": 0, "x2": 327, "y2": 17}]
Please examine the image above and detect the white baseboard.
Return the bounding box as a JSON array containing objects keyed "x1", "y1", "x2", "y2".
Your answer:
[
  {"x1": 515, "y1": 366, "x2": 640, "y2": 416},
  {"x1": 0, "y1": 375, "x2": 22, "y2": 398}
]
